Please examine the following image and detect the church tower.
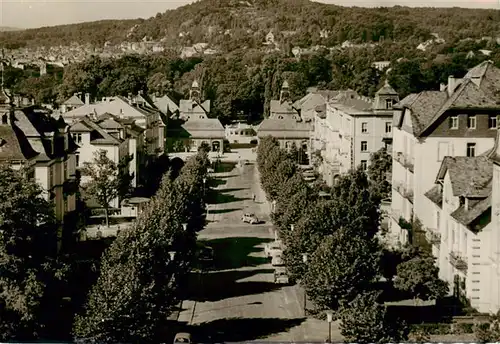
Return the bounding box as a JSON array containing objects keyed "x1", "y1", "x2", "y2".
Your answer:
[
  {"x1": 280, "y1": 80, "x2": 290, "y2": 103},
  {"x1": 189, "y1": 79, "x2": 201, "y2": 103}
]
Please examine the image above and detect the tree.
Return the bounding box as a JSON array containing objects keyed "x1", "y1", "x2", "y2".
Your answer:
[
  {"x1": 367, "y1": 147, "x2": 392, "y2": 200},
  {"x1": 147, "y1": 72, "x2": 172, "y2": 96},
  {"x1": 80, "y1": 150, "x2": 120, "y2": 227},
  {"x1": 0, "y1": 165, "x2": 69, "y2": 340},
  {"x1": 340, "y1": 291, "x2": 409, "y2": 343},
  {"x1": 475, "y1": 310, "x2": 500, "y2": 342},
  {"x1": 303, "y1": 228, "x2": 380, "y2": 311},
  {"x1": 116, "y1": 154, "x2": 134, "y2": 200},
  {"x1": 393, "y1": 253, "x2": 449, "y2": 304},
  {"x1": 198, "y1": 141, "x2": 210, "y2": 153}
]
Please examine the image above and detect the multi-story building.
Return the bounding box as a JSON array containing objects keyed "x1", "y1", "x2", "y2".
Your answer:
[
  {"x1": 0, "y1": 88, "x2": 78, "y2": 248},
  {"x1": 225, "y1": 122, "x2": 257, "y2": 144},
  {"x1": 69, "y1": 116, "x2": 129, "y2": 208},
  {"x1": 257, "y1": 81, "x2": 312, "y2": 152},
  {"x1": 313, "y1": 83, "x2": 397, "y2": 185},
  {"x1": 178, "y1": 80, "x2": 211, "y2": 120},
  {"x1": 62, "y1": 93, "x2": 165, "y2": 155},
  {"x1": 389, "y1": 61, "x2": 500, "y2": 246}
]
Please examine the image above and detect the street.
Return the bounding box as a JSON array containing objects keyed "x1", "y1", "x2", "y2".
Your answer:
[{"x1": 178, "y1": 161, "x2": 340, "y2": 342}]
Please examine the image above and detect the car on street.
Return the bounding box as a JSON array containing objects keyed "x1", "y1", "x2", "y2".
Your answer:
[
  {"x1": 197, "y1": 243, "x2": 214, "y2": 267},
  {"x1": 173, "y1": 332, "x2": 192, "y2": 344},
  {"x1": 264, "y1": 240, "x2": 283, "y2": 258},
  {"x1": 274, "y1": 267, "x2": 291, "y2": 284},
  {"x1": 271, "y1": 254, "x2": 285, "y2": 266},
  {"x1": 241, "y1": 213, "x2": 260, "y2": 224}
]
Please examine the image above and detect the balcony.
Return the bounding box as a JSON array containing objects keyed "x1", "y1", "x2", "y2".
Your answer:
[
  {"x1": 394, "y1": 152, "x2": 414, "y2": 173},
  {"x1": 449, "y1": 251, "x2": 468, "y2": 272},
  {"x1": 393, "y1": 182, "x2": 414, "y2": 203},
  {"x1": 425, "y1": 228, "x2": 441, "y2": 246}
]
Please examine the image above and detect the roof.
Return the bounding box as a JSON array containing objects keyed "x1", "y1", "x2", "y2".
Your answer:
[
  {"x1": 436, "y1": 156, "x2": 492, "y2": 197},
  {"x1": 424, "y1": 185, "x2": 443, "y2": 208},
  {"x1": 63, "y1": 94, "x2": 84, "y2": 106},
  {"x1": 153, "y1": 94, "x2": 179, "y2": 114},
  {"x1": 179, "y1": 99, "x2": 210, "y2": 116},
  {"x1": 396, "y1": 61, "x2": 500, "y2": 137},
  {"x1": 375, "y1": 80, "x2": 398, "y2": 96},
  {"x1": 270, "y1": 100, "x2": 297, "y2": 116},
  {"x1": 0, "y1": 125, "x2": 38, "y2": 161},
  {"x1": 181, "y1": 118, "x2": 225, "y2": 139},
  {"x1": 257, "y1": 119, "x2": 312, "y2": 138},
  {"x1": 450, "y1": 195, "x2": 491, "y2": 227},
  {"x1": 395, "y1": 91, "x2": 448, "y2": 136},
  {"x1": 69, "y1": 117, "x2": 122, "y2": 145}
]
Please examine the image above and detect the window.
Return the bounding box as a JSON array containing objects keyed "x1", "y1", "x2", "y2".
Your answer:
[
  {"x1": 385, "y1": 122, "x2": 392, "y2": 133},
  {"x1": 385, "y1": 99, "x2": 393, "y2": 109},
  {"x1": 361, "y1": 122, "x2": 368, "y2": 133},
  {"x1": 72, "y1": 133, "x2": 82, "y2": 144},
  {"x1": 360, "y1": 160, "x2": 367, "y2": 171},
  {"x1": 450, "y1": 116, "x2": 459, "y2": 129},
  {"x1": 467, "y1": 115, "x2": 476, "y2": 129},
  {"x1": 361, "y1": 141, "x2": 368, "y2": 152},
  {"x1": 467, "y1": 143, "x2": 476, "y2": 157},
  {"x1": 76, "y1": 153, "x2": 80, "y2": 167},
  {"x1": 489, "y1": 115, "x2": 499, "y2": 129}
]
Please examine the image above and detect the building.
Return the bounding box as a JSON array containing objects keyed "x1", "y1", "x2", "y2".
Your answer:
[
  {"x1": 317, "y1": 82, "x2": 398, "y2": 182},
  {"x1": 62, "y1": 93, "x2": 166, "y2": 155},
  {"x1": 389, "y1": 61, "x2": 500, "y2": 246},
  {"x1": 257, "y1": 81, "x2": 312, "y2": 153},
  {"x1": 225, "y1": 122, "x2": 257, "y2": 144},
  {"x1": 178, "y1": 113, "x2": 225, "y2": 153},
  {"x1": 0, "y1": 88, "x2": 79, "y2": 247},
  {"x1": 69, "y1": 116, "x2": 130, "y2": 208},
  {"x1": 178, "y1": 80, "x2": 211, "y2": 120},
  {"x1": 61, "y1": 92, "x2": 85, "y2": 113}
]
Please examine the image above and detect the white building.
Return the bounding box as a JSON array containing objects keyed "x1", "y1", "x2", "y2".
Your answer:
[
  {"x1": 225, "y1": 122, "x2": 257, "y2": 144},
  {"x1": 69, "y1": 116, "x2": 130, "y2": 209},
  {"x1": 315, "y1": 82, "x2": 398, "y2": 185},
  {"x1": 0, "y1": 89, "x2": 79, "y2": 248},
  {"x1": 389, "y1": 61, "x2": 500, "y2": 247}
]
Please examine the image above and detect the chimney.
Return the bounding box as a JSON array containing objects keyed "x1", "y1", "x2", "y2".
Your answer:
[
  {"x1": 440, "y1": 83, "x2": 446, "y2": 92},
  {"x1": 448, "y1": 76, "x2": 455, "y2": 96},
  {"x1": 85, "y1": 93, "x2": 90, "y2": 105},
  {"x1": 465, "y1": 197, "x2": 469, "y2": 211}
]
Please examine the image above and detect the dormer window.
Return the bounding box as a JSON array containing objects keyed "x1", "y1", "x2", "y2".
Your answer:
[
  {"x1": 467, "y1": 115, "x2": 476, "y2": 129},
  {"x1": 385, "y1": 99, "x2": 393, "y2": 109}
]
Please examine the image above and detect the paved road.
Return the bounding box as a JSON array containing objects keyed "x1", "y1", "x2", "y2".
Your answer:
[{"x1": 178, "y1": 163, "x2": 340, "y2": 342}]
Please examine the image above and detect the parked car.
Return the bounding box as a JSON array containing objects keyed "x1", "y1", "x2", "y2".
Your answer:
[
  {"x1": 173, "y1": 333, "x2": 192, "y2": 344},
  {"x1": 271, "y1": 254, "x2": 285, "y2": 266},
  {"x1": 198, "y1": 244, "x2": 214, "y2": 266},
  {"x1": 274, "y1": 267, "x2": 290, "y2": 284},
  {"x1": 242, "y1": 213, "x2": 260, "y2": 224},
  {"x1": 264, "y1": 240, "x2": 283, "y2": 258}
]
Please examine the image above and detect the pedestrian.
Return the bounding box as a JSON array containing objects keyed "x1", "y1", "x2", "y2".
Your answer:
[{"x1": 252, "y1": 193, "x2": 256, "y2": 202}]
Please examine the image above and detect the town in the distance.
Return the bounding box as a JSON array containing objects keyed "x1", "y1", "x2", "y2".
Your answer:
[{"x1": 1, "y1": 0, "x2": 500, "y2": 342}]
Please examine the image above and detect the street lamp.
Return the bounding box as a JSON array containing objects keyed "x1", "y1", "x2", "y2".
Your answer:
[
  {"x1": 302, "y1": 253, "x2": 308, "y2": 315},
  {"x1": 326, "y1": 310, "x2": 333, "y2": 343}
]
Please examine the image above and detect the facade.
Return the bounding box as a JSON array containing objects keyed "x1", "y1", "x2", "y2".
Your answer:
[
  {"x1": 69, "y1": 116, "x2": 129, "y2": 208},
  {"x1": 178, "y1": 80, "x2": 211, "y2": 120},
  {"x1": 180, "y1": 114, "x2": 225, "y2": 153},
  {"x1": 257, "y1": 81, "x2": 312, "y2": 153},
  {"x1": 62, "y1": 93, "x2": 165, "y2": 155},
  {"x1": 312, "y1": 83, "x2": 398, "y2": 185},
  {"x1": 0, "y1": 88, "x2": 78, "y2": 247},
  {"x1": 389, "y1": 61, "x2": 500, "y2": 246},
  {"x1": 225, "y1": 122, "x2": 257, "y2": 144}
]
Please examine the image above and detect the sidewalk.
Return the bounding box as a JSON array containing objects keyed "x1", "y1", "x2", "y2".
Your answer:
[{"x1": 252, "y1": 166, "x2": 272, "y2": 219}]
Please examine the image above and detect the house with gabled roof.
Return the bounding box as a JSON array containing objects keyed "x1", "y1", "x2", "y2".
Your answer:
[
  {"x1": 0, "y1": 87, "x2": 79, "y2": 249},
  {"x1": 61, "y1": 92, "x2": 85, "y2": 113},
  {"x1": 178, "y1": 80, "x2": 211, "y2": 120},
  {"x1": 62, "y1": 94, "x2": 166, "y2": 155},
  {"x1": 257, "y1": 81, "x2": 312, "y2": 154},
  {"x1": 421, "y1": 128, "x2": 500, "y2": 313},
  {"x1": 388, "y1": 61, "x2": 500, "y2": 255},
  {"x1": 69, "y1": 116, "x2": 129, "y2": 209}
]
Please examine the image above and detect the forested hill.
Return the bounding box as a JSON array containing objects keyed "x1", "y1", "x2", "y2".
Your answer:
[{"x1": 2, "y1": 0, "x2": 500, "y2": 49}]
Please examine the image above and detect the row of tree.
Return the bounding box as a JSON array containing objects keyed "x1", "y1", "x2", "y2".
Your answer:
[
  {"x1": 256, "y1": 137, "x2": 449, "y2": 342},
  {"x1": 0, "y1": 150, "x2": 210, "y2": 342}
]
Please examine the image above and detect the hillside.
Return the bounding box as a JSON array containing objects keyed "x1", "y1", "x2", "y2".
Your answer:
[
  {"x1": 0, "y1": 27, "x2": 23, "y2": 32},
  {"x1": 1, "y1": 0, "x2": 500, "y2": 49}
]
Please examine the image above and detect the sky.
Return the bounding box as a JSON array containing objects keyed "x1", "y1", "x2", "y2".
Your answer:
[{"x1": 1, "y1": 0, "x2": 499, "y2": 29}]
